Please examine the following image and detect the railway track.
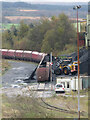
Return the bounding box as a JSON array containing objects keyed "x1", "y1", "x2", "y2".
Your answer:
[{"x1": 29, "y1": 82, "x2": 85, "y2": 116}]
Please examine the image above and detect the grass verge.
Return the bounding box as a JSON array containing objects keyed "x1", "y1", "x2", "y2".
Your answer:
[
  {"x1": 2, "y1": 92, "x2": 88, "y2": 118},
  {"x1": 2, "y1": 59, "x2": 11, "y2": 75}
]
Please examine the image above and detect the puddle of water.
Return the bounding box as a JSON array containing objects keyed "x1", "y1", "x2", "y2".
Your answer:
[
  {"x1": 11, "y1": 84, "x2": 21, "y2": 88},
  {"x1": 13, "y1": 79, "x2": 28, "y2": 88},
  {"x1": 15, "y1": 79, "x2": 24, "y2": 83},
  {"x1": 12, "y1": 67, "x2": 25, "y2": 70}
]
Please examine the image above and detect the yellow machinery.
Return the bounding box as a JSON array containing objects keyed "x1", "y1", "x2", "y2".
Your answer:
[
  {"x1": 60, "y1": 60, "x2": 78, "y2": 75},
  {"x1": 54, "y1": 58, "x2": 78, "y2": 75}
]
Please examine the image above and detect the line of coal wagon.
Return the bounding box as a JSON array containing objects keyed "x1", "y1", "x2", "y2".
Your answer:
[{"x1": 1, "y1": 49, "x2": 46, "y2": 63}]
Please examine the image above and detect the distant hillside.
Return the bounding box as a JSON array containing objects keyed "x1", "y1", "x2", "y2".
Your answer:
[
  {"x1": 2, "y1": 2, "x2": 31, "y2": 8},
  {"x1": 2, "y1": 2, "x2": 88, "y2": 24},
  {"x1": 2, "y1": 2, "x2": 88, "y2": 10},
  {"x1": 31, "y1": 2, "x2": 88, "y2": 5}
]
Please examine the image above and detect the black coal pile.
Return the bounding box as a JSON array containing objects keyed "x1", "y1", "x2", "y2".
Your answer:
[{"x1": 70, "y1": 47, "x2": 90, "y2": 75}]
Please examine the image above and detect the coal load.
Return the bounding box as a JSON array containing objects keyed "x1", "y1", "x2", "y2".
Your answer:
[{"x1": 70, "y1": 47, "x2": 89, "y2": 75}]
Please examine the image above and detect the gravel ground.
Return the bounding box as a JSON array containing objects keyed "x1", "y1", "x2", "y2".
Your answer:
[
  {"x1": 2, "y1": 60, "x2": 37, "y2": 87},
  {"x1": 1, "y1": 60, "x2": 55, "y2": 98}
]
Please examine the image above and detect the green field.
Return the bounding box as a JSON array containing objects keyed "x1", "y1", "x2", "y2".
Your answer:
[{"x1": 0, "y1": 23, "x2": 19, "y2": 31}]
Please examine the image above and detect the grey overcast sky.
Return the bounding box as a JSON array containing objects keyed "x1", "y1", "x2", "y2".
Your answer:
[{"x1": 1, "y1": 0, "x2": 89, "y2": 2}]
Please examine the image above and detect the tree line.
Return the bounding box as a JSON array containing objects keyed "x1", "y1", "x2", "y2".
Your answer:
[{"x1": 2, "y1": 14, "x2": 77, "y2": 56}]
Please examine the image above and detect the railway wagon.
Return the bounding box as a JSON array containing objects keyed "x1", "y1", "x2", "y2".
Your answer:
[
  {"x1": 8, "y1": 49, "x2": 16, "y2": 59},
  {"x1": 32, "y1": 51, "x2": 40, "y2": 62},
  {"x1": 36, "y1": 67, "x2": 50, "y2": 82},
  {"x1": 23, "y1": 50, "x2": 32, "y2": 61},
  {"x1": 2, "y1": 49, "x2": 8, "y2": 58},
  {"x1": 38, "y1": 53, "x2": 44, "y2": 62},
  {"x1": 36, "y1": 54, "x2": 51, "y2": 82},
  {"x1": 15, "y1": 50, "x2": 24, "y2": 60}
]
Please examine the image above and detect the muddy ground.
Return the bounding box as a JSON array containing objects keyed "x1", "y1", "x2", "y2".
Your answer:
[
  {"x1": 2, "y1": 60, "x2": 37, "y2": 87},
  {"x1": 1, "y1": 60, "x2": 55, "y2": 98}
]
